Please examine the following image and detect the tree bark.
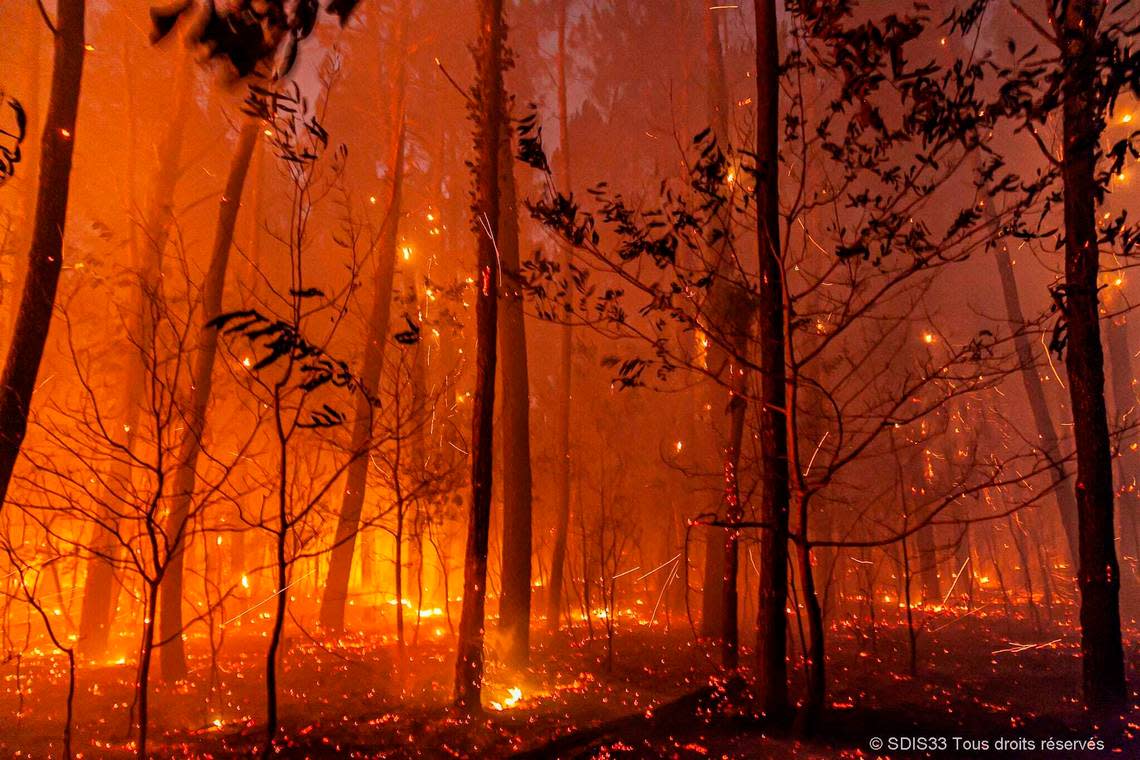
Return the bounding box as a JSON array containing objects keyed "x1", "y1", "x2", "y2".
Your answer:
[
  {"x1": 753, "y1": 0, "x2": 790, "y2": 718},
  {"x1": 454, "y1": 0, "x2": 505, "y2": 714},
  {"x1": 546, "y1": 0, "x2": 574, "y2": 636},
  {"x1": 319, "y1": 23, "x2": 408, "y2": 627},
  {"x1": 158, "y1": 116, "x2": 260, "y2": 681},
  {"x1": 1057, "y1": 0, "x2": 1126, "y2": 708},
  {"x1": 0, "y1": 0, "x2": 86, "y2": 510},
  {"x1": 497, "y1": 127, "x2": 534, "y2": 665}
]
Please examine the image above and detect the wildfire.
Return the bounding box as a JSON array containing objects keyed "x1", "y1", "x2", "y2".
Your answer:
[{"x1": 490, "y1": 686, "x2": 524, "y2": 711}]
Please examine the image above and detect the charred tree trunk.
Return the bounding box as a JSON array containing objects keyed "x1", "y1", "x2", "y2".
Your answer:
[
  {"x1": 0, "y1": 0, "x2": 86, "y2": 509},
  {"x1": 135, "y1": 581, "x2": 159, "y2": 760},
  {"x1": 753, "y1": 0, "x2": 790, "y2": 719},
  {"x1": 546, "y1": 0, "x2": 574, "y2": 636},
  {"x1": 497, "y1": 128, "x2": 534, "y2": 665},
  {"x1": 1057, "y1": 0, "x2": 1126, "y2": 708},
  {"x1": 993, "y1": 242, "x2": 1081, "y2": 565},
  {"x1": 158, "y1": 117, "x2": 260, "y2": 681},
  {"x1": 263, "y1": 389, "x2": 289, "y2": 758},
  {"x1": 454, "y1": 0, "x2": 505, "y2": 714},
  {"x1": 718, "y1": 390, "x2": 746, "y2": 668}
]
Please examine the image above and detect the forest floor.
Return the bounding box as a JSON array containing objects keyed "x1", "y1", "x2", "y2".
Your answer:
[{"x1": 2, "y1": 601, "x2": 1138, "y2": 758}]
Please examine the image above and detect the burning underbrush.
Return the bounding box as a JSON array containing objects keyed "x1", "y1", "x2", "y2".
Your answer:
[{"x1": 2, "y1": 601, "x2": 1136, "y2": 758}]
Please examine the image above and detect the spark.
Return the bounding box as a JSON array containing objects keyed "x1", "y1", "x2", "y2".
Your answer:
[
  {"x1": 929, "y1": 602, "x2": 992, "y2": 633},
  {"x1": 612, "y1": 565, "x2": 641, "y2": 580},
  {"x1": 803, "y1": 431, "x2": 829, "y2": 476},
  {"x1": 221, "y1": 569, "x2": 316, "y2": 627},
  {"x1": 636, "y1": 553, "x2": 681, "y2": 581},
  {"x1": 940, "y1": 556, "x2": 971, "y2": 606},
  {"x1": 992, "y1": 638, "x2": 1061, "y2": 655},
  {"x1": 1040, "y1": 331, "x2": 1065, "y2": 388},
  {"x1": 476, "y1": 212, "x2": 503, "y2": 288},
  {"x1": 648, "y1": 558, "x2": 681, "y2": 626}
]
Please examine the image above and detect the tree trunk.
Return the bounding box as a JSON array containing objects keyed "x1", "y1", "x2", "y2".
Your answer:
[
  {"x1": 699, "y1": 0, "x2": 736, "y2": 643},
  {"x1": 319, "y1": 0, "x2": 409, "y2": 632},
  {"x1": 135, "y1": 582, "x2": 159, "y2": 760},
  {"x1": 454, "y1": 0, "x2": 505, "y2": 714},
  {"x1": 546, "y1": 0, "x2": 574, "y2": 636},
  {"x1": 0, "y1": 0, "x2": 86, "y2": 509},
  {"x1": 264, "y1": 405, "x2": 289, "y2": 757},
  {"x1": 1057, "y1": 0, "x2": 1126, "y2": 708},
  {"x1": 497, "y1": 126, "x2": 534, "y2": 665},
  {"x1": 916, "y1": 523, "x2": 940, "y2": 604},
  {"x1": 753, "y1": 0, "x2": 790, "y2": 719},
  {"x1": 993, "y1": 243, "x2": 1081, "y2": 565},
  {"x1": 158, "y1": 116, "x2": 260, "y2": 681},
  {"x1": 719, "y1": 391, "x2": 746, "y2": 668},
  {"x1": 1104, "y1": 297, "x2": 1140, "y2": 605},
  {"x1": 796, "y1": 521, "x2": 825, "y2": 731},
  {"x1": 79, "y1": 53, "x2": 192, "y2": 657}
]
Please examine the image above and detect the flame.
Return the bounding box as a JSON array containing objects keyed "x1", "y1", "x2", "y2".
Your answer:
[{"x1": 490, "y1": 687, "x2": 523, "y2": 711}]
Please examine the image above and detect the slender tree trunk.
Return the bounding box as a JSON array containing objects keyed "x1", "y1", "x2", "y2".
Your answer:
[
  {"x1": 1104, "y1": 298, "x2": 1140, "y2": 605},
  {"x1": 1057, "y1": 0, "x2": 1126, "y2": 708},
  {"x1": 79, "y1": 53, "x2": 192, "y2": 657},
  {"x1": 719, "y1": 390, "x2": 746, "y2": 668},
  {"x1": 320, "y1": 126, "x2": 406, "y2": 630},
  {"x1": 700, "y1": 1, "x2": 736, "y2": 643},
  {"x1": 546, "y1": 0, "x2": 574, "y2": 636},
  {"x1": 797, "y1": 520, "x2": 825, "y2": 730},
  {"x1": 0, "y1": 0, "x2": 86, "y2": 509},
  {"x1": 993, "y1": 243, "x2": 1081, "y2": 565},
  {"x1": 915, "y1": 523, "x2": 940, "y2": 604},
  {"x1": 454, "y1": 0, "x2": 505, "y2": 714},
  {"x1": 158, "y1": 117, "x2": 260, "y2": 681},
  {"x1": 497, "y1": 127, "x2": 534, "y2": 665},
  {"x1": 136, "y1": 582, "x2": 159, "y2": 760},
  {"x1": 394, "y1": 394, "x2": 407, "y2": 652},
  {"x1": 263, "y1": 399, "x2": 289, "y2": 758},
  {"x1": 753, "y1": 0, "x2": 790, "y2": 719}
]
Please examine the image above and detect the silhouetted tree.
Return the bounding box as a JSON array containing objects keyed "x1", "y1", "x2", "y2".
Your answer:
[{"x1": 0, "y1": 0, "x2": 86, "y2": 510}]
